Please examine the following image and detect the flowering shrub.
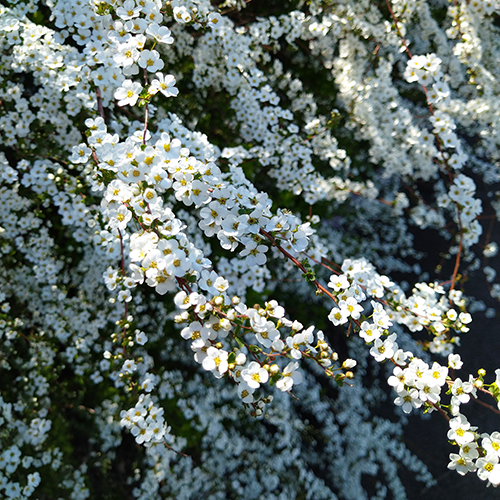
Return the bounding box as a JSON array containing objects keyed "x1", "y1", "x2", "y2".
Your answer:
[{"x1": 1, "y1": 0, "x2": 500, "y2": 498}]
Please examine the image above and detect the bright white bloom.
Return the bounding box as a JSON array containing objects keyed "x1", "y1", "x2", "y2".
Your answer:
[
  {"x1": 276, "y1": 361, "x2": 302, "y2": 392},
  {"x1": 115, "y1": 80, "x2": 142, "y2": 107},
  {"x1": 448, "y1": 453, "x2": 477, "y2": 476},
  {"x1": 359, "y1": 321, "x2": 382, "y2": 343},
  {"x1": 477, "y1": 454, "x2": 500, "y2": 482},
  {"x1": 138, "y1": 49, "x2": 164, "y2": 72},
  {"x1": 122, "y1": 359, "x2": 137, "y2": 374},
  {"x1": 149, "y1": 73, "x2": 178, "y2": 98},
  {"x1": 448, "y1": 353, "x2": 463, "y2": 370},
  {"x1": 202, "y1": 347, "x2": 229, "y2": 378},
  {"x1": 146, "y1": 24, "x2": 174, "y2": 44},
  {"x1": 328, "y1": 307, "x2": 349, "y2": 326},
  {"x1": 370, "y1": 334, "x2": 398, "y2": 362},
  {"x1": 447, "y1": 414, "x2": 475, "y2": 446},
  {"x1": 328, "y1": 274, "x2": 349, "y2": 291},
  {"x1": 241, "y1": 361, "x2": 269, "y2": 389},
  {"x1": 394, "y1": 388, "x2": 423, "y2": 414}
]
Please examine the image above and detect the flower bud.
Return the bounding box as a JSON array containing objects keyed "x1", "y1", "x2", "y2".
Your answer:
[
  {"x1": 235, "y1": 353, "x2": 247, "y2": 365},
  {"x1": 342, "y1": 358, "x2": 357, "y2": 369}
]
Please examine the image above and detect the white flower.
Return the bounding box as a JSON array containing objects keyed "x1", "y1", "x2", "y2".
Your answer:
[
  {"x1": 276, "y1": 361, "x2": 302, "y2": 392},
  {"x1": 265, "y1": 300, "x2": 285, "y2": 318},
  {"x1": 370, "y1": 334, "x2": 397, "y2": 362},
  {"x1": 460, "y1": 442, "x2": 479, "y2": 460},
  {"x1": 115, "y1": 80, "x2": 142, "y2": 107},
  {"x1": 122, "y1": 359, "x2": 137, "y2": 374},
  {"x1": 477, "y1": 454, "x2": 499, "y2": 482},
  {"x1": 481, "y1": 432, "x2": 500, "y2": 456},
  {"x1": 447, "y1": 453, "x2": 477, "y2": 476},
  {"x1": 428, "y1": 362, "x2": 448, "y2": 386},
  {"x1": 418, "y1": 381, "x2": 441, "y2": 404},
  {"x1": 286, "y1": 329, "x2": 313, "y2": 359},
  {"x1": 116, "y1": 0, "x2": 141, "y2": 20},
  {"x1": 202, "y1": 347, "x2": 229, "y2": 378},
  {"x1": 447, "y1": 414, "x2": 475, "y2": 445},
  {"x1": 343, "y1": 358, "x2": 357, "y2": 369},
  {"x1": 149, "y1": 72, "x2": 178, "y2": 98},
  {"x1": 459, "y1": 312, "x2": 472, "y2": 324},
  {"x1": 241, "y1": 361, "x2": 269, "y2": 389},
  {"x1": 448, "y1": 353, "x2": 463, "y2": 370},
  {"x1": 488, "y1": 464, "x2": 500, "y2": 486},
  {"x1": 394, "y1": 388, "x2": 423, "y2": 414},
  {"x1": 328, "y1": 274, "x2": 349, "y2": 291},
  {"x1": 340, "y1": 297, "x2": 363, "y2": 319},
  {"x1": 388, "y1": 366, "x2": 406, "y2": 392},
  {"x1": 70, "y1": 143, "x2": 91, "y2": 163},
  {"x1": 138, "y1": 49, "x2": 164, "y2": 72},
  {"x1": 173, "y1": 6, "x2": 192, "y2": 23},
  {"x1": 146, "y1": 24, "x2": 174, "y2": 44},
  {"x1": 238, "y1": 382, "x2": 255, "y2": 403},
  {"x1": 135, "y1": 331, "x2": 148, "y2": 345},
  {"x1": 451, "y1": 378, "x2": 474, "y2": 404},
  {"x1": 255, "y1": 321, "x2": 280, "y2": 348},
  {"x1": 174, "y1": 291, "x2": 192, "y2": 309},
  {"x1": 359, "y1": 321, "x2": 382, "y2": 343},
  {"x1": 118, "y1": 289, "x2": 133, "y2": 303},
  {"x1": 328, "y1": 307, "x2": 348, "y2": 326},
  {"x1": 213, "y1": 276, "x2": 229, "y2": 293}
]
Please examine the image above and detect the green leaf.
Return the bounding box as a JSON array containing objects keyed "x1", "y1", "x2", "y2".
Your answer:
[{"x1": 233, "y1": 335, "x2": 245, "y2": 350}]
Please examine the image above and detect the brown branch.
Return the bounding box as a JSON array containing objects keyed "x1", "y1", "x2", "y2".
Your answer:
[
  {"x1": 95, "y1": 87, "x2": 105, "y2": 120},
  {"x1": 259, "y1": 228, "x2": 338, "y2": 303},
  {"x1": 472, "y1": 395, "x2": 500, "y2": 416},
  {"x1": 164, "y1": 442, "x2": 189, "y2": 457},
  {"x1": 385, "y1": 0, "x2": 412, "y2": 58},
  {"x1": 449, "y1": 215, "x2": 463, "y2": 296},
  {"x1": 259, "y1": 228, "x2": 362, "y2": 329},
  {"x1": 429, "y1": 401, "x2": 450, "y2": 421}
]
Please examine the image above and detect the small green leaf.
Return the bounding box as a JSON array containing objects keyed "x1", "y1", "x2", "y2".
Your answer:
[{"x1": 234, "y1": 335, "x2": 245, "y2": 350}]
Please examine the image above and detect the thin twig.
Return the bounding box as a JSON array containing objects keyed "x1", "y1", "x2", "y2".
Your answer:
[{"x1": 95, "y1": 87, "x2": 105, "y2": 120}]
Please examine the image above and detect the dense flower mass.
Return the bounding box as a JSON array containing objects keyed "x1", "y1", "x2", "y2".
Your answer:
[{"x1": 0, "y1": 0, "x2": 500, "y2": 498}]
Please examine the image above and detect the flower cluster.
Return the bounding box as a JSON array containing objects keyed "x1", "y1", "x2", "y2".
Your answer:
[
  {"x1": 325, "y1": 258, "x2": 500, "y2": 486},
  {"x1": 1, "y1": 0, "x2": 500, "y2": 499}
]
